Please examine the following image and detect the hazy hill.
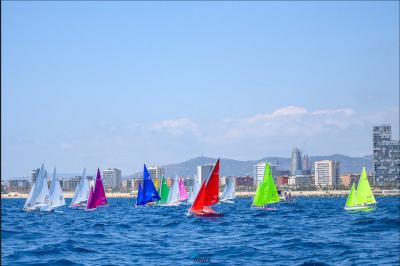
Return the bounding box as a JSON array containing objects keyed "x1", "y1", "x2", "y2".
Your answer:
[{"x1": 127, "y1": 155, "x2": 372, "y2": 178}]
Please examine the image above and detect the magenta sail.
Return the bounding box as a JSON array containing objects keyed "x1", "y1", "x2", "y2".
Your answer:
[
  {"x1": 179, "y1": 178, "x2": 188, "y2": 201},
  {"x1": 86, "y1": 168, "x2": 108, "y2": 210},
  {"x1": 93, "y1": 168, "x2": 107, "y2": 207},
  {"x1": 86, "y1": 187, "x2": 95, "y2": 209}
]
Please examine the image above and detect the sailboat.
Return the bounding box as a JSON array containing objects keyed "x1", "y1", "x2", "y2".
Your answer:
[
  {"x1": 136, "y1": 164, "x2": 161, "y2": 206},
  {"x1": 23, "y1": 163, "x2": 51, "y2": 211},
  {"x1": 220, "y1": 177, "x2": 236, "y2": 203},
  {"x1": 86, "y1": 168, "x2": 108, "y2": 210},
  {"x1": 49, "y1": 167, "x2": 66, "y2": 209},
  {"x1": 345, "y1": 167, "x2": 376, "y2": 211},
  {"x1": 70, "y1": 168, "x2": 90, "y2": 207},
  {"x1": 188, "y1": 158, "x2": 221, "y2": 217},
  {"x1": 251, "y1": 161, "x2": 280, "y2": 210}
]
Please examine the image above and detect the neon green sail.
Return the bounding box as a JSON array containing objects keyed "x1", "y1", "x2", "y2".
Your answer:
[
  {"x1": 252, "y1": 161, "x2": 280, "y2": 206},
  {"x1": 345, "y1": 182, "x2": 357, "y2": 207},
  {"x1": 158, "y1": 178, "x2": 170, "y2": 204},
  {"x1": 356, "y1": 167, "x2": 376, "y2": 205}
]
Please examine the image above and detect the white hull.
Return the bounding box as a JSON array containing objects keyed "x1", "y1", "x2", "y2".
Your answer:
[
  {"x1": 220, "y1": 199, "x2": 234, "y2": 204},
  {"x1": 344, "y1": 205, "x2": 376, "y2": 211}
]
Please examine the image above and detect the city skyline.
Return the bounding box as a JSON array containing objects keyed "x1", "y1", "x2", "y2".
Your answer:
[{"x1": 3, "y1": 2, "x2": 399, "y2": 178}]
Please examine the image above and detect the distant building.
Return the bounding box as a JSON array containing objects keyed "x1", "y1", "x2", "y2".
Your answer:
[
  {"x1": 341, "y1": 173, "x2": 374, "y2": 188},
  {"x1": 7, "y1": 179, "x2": 31, "y2": 193},
  {"x1": 121, "y1": 179, "x2": 134, "y2": 192},
  {"x1": 303, "y1": 154, "x2": 310, "y2": 171},
  {"x1": 373, "y1": 125, "x2": 400, "y2": 187},
  {"x1": 275, "y1": 176, "x2": 289, "y2": 187},
  {"x1": 31, "y1": 168, "x2": 40, "y2": 184},
  {"x1": 314, "y1": 160, "x2": 340, "y2": 188},
  {"x1": 196, "y1": 164, "x2": 214, "y2": 184},
  {"x1": 102, "y1": 168, "x2": 122, "y2": 190},
  {"x1": 291, "y1": 148, "x2": 302, "y2": 175},
  {"x1": 147, "y1": 166, "x2": 165, "y2": 181},
  {"x1": 235, "y1": 175, "x2": 254, "y2": 191},
  {"x1": 60, "y1": 176, "x2": 80, "y2": 191},
  {"x1": 288, "y1": 175, "x2": 312, "y2": 189},
  {"x1": 253, "y1": 162, "x2": 278, "y2": 185}
]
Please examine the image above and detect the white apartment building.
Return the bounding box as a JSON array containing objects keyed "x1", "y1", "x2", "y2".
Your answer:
[
  {"x1": 196, "y1": 164, "x2": 214, "y2": 184},
  {"x1": 102, "y1": 168, "x2": 122, "y2": 190},
  {"x1": 314, "y1": 160, "x2": 340, "y2": 188}
]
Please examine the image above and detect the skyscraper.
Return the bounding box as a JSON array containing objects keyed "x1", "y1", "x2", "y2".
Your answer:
[
  {"x1": 253, "y1": 161, "x2": 277, "y2": 185},
  {"x1": 30, "y1": 168, "x2": 40, "y2": 184},
  {"x1": 314, "y1": 160, "x2": 340, "y2": 188},
  {"x1": 303, "y1": 154, "x2": 310, "y2": 171},
  {"x1": 196, "y1": 164, "x2": 214, "y2": 184},
  {"x1": 290, "y1": 148, "x2": 302, "y2": 175},
  {"x1": 373, "y1": 125, "x2": 400, "y2": 187}
]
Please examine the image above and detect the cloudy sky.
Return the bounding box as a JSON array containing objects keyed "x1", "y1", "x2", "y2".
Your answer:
[{"x1": 2, "y1": 2, "x2": 399, "y2": 178}]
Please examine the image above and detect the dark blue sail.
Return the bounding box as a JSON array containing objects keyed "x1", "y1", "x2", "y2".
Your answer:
[
  {"x1": 136, "y1": 183, "x2": 145, "y2": 206},
  {"x1": 143, "y1": 164, "x2": 161, "y2": 203}
]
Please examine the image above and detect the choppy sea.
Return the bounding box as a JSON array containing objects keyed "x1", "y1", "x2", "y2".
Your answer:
[{"x1": 1, "y1": 197, "x2": 399, "y2": 265}]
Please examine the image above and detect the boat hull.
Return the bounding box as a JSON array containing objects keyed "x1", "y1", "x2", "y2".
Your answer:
[
  {"x1": 251, "y1": 205, "x2": 277, "y2": 211},
  {"x1": 188, "y1": 206, "x2": 223, "y2": 217},
  {"x1": 344, "y1": 205, "x2": 376, "y2": 211}
]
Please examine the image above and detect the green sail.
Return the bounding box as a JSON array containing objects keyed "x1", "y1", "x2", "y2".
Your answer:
[
  {"x1": 261, "y1": 161, "x2": 280, "y2": 204},
  {"x1": 356, "y1": 167, "x2": 376, "y2": 205},
  {"x1": 158, "y1": 178, "x2": 170, "y2": 204},
  {"x1": 252, "y1": 181, "x2": 265, "y2": 206},
  {"x1": 252, "y1": 161, "x2": 280, "y2": 206},
  {"x1": 345, "y1": 182, "x2": 357, "y2": 207}
]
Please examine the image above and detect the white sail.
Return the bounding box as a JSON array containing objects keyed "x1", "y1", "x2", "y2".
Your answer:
[
  {"x1": 23, "y1": 163, "x2": 51, "y2": 211},
  {"x1": 187, "y1": 186, "x2": 194, "y2": 204},
  {"x1": 70, "y1": 168, "x2": 89, "y2": 206},
  {"x1": 49, "y1": 167, "x2": 66, "y2": 208},
  {"x1": 221, "y1": 177, "x2": 236, "y2": 201},
  {"x1": 167, "y1": 177, "x2": 180, "y2": 204}
]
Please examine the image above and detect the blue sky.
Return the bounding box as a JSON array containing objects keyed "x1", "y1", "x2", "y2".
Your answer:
[{"x1": 2, "y1": 2, "x2": 399, "y2": 178}]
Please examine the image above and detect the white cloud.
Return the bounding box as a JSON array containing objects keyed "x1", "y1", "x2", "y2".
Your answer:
[{"x1": 149, "y1": 118, "x2": 199, "y2": 136}]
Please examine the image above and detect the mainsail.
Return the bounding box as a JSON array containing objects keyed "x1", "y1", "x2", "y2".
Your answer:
[
  {"x1": 158, "y1": 177, "x2": 170, "y2": 204},
  {"x1": 70, "y1": 169, "x2": 89, "y2": 207},
  {"x1": 166, "y1": 177, "x2": 180, "y2": 205},
  {"x1": 252, "y1": 161, "x2": 280, "y2": 207},
  {"x1": 356, "y1": 167, "x2": 376, "y2": 205},
  {"x1": 49, "y1": 167, "x2": 66, "y2": 208},
  {"x1": 136, "y1": 183, "x2": 145, "y2": 206}
]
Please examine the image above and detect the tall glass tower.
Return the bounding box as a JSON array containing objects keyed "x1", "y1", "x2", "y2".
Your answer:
[{"x1": 290, "y1": 148, "x2": 302, "y2": 175}]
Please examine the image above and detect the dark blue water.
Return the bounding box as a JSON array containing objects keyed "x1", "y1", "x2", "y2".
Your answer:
[{"x1": 2, "y1": 197, "x2": 399, "y2": 265}]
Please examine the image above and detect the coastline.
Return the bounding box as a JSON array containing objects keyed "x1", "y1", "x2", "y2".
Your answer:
[{"x1": 1, "y1": 189, "x2": 399, "y2": 199}]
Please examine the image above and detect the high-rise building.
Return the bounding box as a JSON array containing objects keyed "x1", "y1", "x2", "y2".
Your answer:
[
  {"x1": 102, "y1": 168, "x2": 122, "y2": 190},
  {"x1": 147, "y1": 166, "x2": 164, "y2": 181},
  {"x1": 373, "y1": 125, "x2": 400, "y2": 187},
  {"x1": 196, "y1": 164, "x2": 214, "y2": 184},
  {"x1": 303, "y1": 154, "x2": 310, "y2": 171},
  {"x1": 314, "y1": 160, "x2": 340, "y2": 188},
  {"x1": 253, "y1": 162, "x2": 277, "y2": 185},
  {"x1": 31, "y1": 168, "x2": 40, "y2": 184},
  {"x1": 291, "y1": 148, "x2": 302, "y2": 175}
]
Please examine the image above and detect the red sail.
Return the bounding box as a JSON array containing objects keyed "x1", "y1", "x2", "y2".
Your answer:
[
  {"x1": 190, "y1": 182, "x2": 206, "y2": 212},
  {"x1": 189, "y1": 158, "x2": 220, "y2": 214},
  {"x1": 203, "y1": 158, "x2": 220, "y2": 206}
]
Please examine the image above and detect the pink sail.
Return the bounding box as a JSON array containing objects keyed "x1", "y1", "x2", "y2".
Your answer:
[
  {"x1": 179, "y1": 177, "x2": 188, "y2": 201},
  {"x1": 86, "y1": 186, "x2": 95, "y2": 209},
  {"x1": 93, "y1": 168, "x2": 108, "y2": 207}
]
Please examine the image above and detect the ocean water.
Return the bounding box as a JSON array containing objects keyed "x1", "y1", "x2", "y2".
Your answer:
[{"x1": 1, "y1": 197, "x2": 399, "y2": 266}]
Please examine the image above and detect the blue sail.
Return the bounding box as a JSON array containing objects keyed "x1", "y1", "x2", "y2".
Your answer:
[
  {"x1": 143, "y1": 164, "x2": 161, "y2": 204},
  {"x1": 136, "y1": 183, "x2": 145, "y2": 206}
]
